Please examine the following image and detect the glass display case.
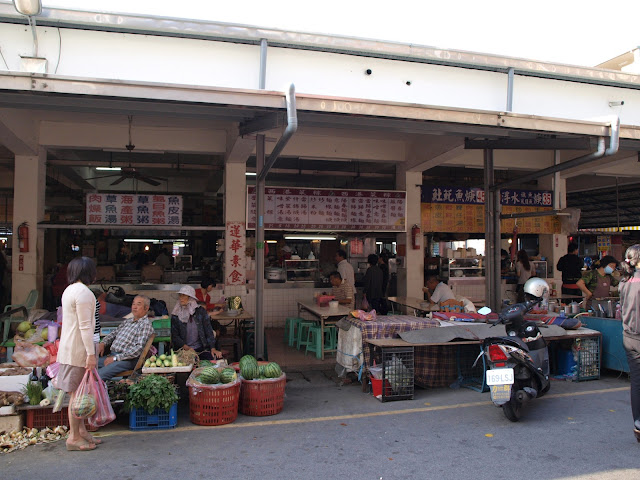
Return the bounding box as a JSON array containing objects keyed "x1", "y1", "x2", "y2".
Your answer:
[
  {"x1": 448, "y1": 257, "x2": 485, "y2": 278},
  {"x1": 284, "y1": 259, "x2": 320, "y2": 282}
]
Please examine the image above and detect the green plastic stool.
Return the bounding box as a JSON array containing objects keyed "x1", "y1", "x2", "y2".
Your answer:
[
  {"x1": 323, "y1": 325, "x2": 338, "y2": 351},
  {"x1": 285, "y1": 317, "x2": 304, "y2": 347},
  {"x1": 296, "y1": 321, "x2": 315, "y2": 350},
  {"x1": 243, "y1": 331, "x2": 268, "y2": 360},
  {"x1": 305, "y1": 325, "x2": 323, "y2": 359}
]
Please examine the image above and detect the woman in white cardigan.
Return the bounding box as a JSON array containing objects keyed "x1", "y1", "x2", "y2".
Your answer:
[{"x1": 56, "y1": 256, "x2": 98, "y2": 452}]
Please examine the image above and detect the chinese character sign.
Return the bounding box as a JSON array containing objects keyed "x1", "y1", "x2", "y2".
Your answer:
[
  {"x1": 247, "y1": 187, "x2": 406, "y2": 231},
  {"x1": 423, "y1": 186, "x2": 552, "y2": 207},
  {"x1": 86, "y1": 194, "x2": 182, "y2": 226},
  {"x1": 225, "y1": 221, "x2": 245, "y2": 286}
]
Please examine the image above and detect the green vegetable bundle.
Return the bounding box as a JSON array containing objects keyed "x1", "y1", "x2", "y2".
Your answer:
[{"x1": 125, "y1": 374, "x2": 178, "y2": 414}]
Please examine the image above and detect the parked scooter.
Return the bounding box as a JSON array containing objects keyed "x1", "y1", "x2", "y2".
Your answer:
[{"x1": 477, "y1": 277, "x2": 551, "y2": 422}]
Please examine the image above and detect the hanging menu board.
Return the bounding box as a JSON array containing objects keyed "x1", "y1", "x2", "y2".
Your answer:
[
  {"x1": 86, "y1": 193, "x2": 183, "y2": 226},
  {"x1": 420, "y1": 186, "x2": 559, "y2": 234},
  {"x1": 247, "y1": 187, "x2": 406, "y2": 231}
]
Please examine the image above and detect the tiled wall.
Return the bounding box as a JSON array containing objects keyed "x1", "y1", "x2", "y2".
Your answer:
[
  {"x1": 223, "y1": 285, "x2": 326, "y2": 328},
  {"x1": 448, "y1": 279, "x2": 517, "y2": 303}
]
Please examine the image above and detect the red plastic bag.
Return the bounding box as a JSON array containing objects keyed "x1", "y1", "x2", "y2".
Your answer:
[{"x1": 87, "y1": 369, "x2": 116, "y2": 428}]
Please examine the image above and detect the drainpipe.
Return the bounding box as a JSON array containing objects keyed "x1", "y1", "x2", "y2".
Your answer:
[
  {"x1": 255, "y1": 84, "x2": 298, "y2": 359},
  {"x1": 495, "y1": 115, "x2": 619, "y2": 190},
  {"x1": 506, "y1": 67, "x2": 514, "y2": 112}
]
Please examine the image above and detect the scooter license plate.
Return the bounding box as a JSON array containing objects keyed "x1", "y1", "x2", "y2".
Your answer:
[
  {"x1": 490, "y1": 384, "x2": 512, "y2": 404},
  {"x1": 486, "y1": 368, "x2": 514, "y2": 386}
]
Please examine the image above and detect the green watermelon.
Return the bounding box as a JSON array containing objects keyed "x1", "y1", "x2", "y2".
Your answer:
[
  {"x1": 200, "y1": 367, "x2": 221, "y2": 384},
  {"x1": 239, "y1": 355, "x2": 258, "y2": 368},
  {"x1": 240, "y1": 362, "x2": 259, "y2": 380},
  {"x1": 220, "y1": 368, "x2": 237, "y2": 384},
  {"x1": 258, "y1": 364, "x2": 265, "y2": 377},
  {"x1": 263, "y1": 362, "x2": 282, "y2": 379},
  {"x1": 200, "y1": 360, "x2": 214, "y2": 368}
]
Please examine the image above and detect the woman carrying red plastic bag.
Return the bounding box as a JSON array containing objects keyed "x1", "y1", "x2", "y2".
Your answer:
[{"x1": 70, "y1": 368, "x2": 115, "y2": 428}]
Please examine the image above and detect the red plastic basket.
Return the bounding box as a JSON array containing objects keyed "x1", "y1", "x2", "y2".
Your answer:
[
  {"x1": 188, "y1": 380, "x2": 240, "y2": 426},
  {"x1": 25, "y1": 407, "x2": 98, "y2": 431},
  {"x1": 239, "y1": 374, "x2": 286, "y2": 416}
]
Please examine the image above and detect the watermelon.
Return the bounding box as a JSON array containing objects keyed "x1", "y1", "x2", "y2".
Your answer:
[
  {"x1": 239, "y1": 355, "x2": 258, "y2": 368},
  {"x1": 240, "y1": 362, "x2": 259, "y2": 380},
  {"x1": 71, "y1": 394, "x2": 97, "y2": 419},
  {"x1": 220, "y1": 368, "x2": 237, "y2": 384},
  {"x1": 258, "y1": 364, "x2": 265, "y2": 377},
  {"x1": 200, "y1": 367, "x2": 221, "y2": 384},
  {"x1": 263, "y1": 362, "x2": 282, "y2": 379},
  {"x1": 200, "y1": 360, "x2": 214, "y2": 368}
]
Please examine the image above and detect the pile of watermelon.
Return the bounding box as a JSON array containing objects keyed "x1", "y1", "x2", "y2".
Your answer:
[
  {"x1": 197, "y1": 366, "x2": 237, "y2": 385},
  {"x1": 239, "y1": 355, "x2": 282, "y2": 380}
]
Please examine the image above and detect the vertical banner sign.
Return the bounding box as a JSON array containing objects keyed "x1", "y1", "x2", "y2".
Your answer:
[
  {"x1": 86, "y1": 194, "x2": 182, "y2": 225},
  {"x1": 597, "y1": 235, "x2": 611, "y2": 253},
  {"x1": 225, "y1": 221, "x2": 246, "y2": 286}
]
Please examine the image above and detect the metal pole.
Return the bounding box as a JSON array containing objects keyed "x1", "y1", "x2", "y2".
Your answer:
[
  {"x1": 493, "y1": 184, "x2": 502, "y2": 310},
  {"x1": 506, "y1": 67, "x2": 514, "y2": 112},
  {"x1": 259, "y1": 39, "x2": 267, "y2": 90},
  {"x1": 255, "y1": 134, "x2": 265, "y2": 359},
  {"x1": 484, "y1": 149, "x2": 496, "y2": 310}
]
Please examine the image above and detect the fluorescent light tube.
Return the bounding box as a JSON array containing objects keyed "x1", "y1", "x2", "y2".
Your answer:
[
  {"x1": 96, "y1": 167, "x2": 122, "y2": 171},
  {"x1": 284, "y1": 235, "x2": 336, "y2": 241}
]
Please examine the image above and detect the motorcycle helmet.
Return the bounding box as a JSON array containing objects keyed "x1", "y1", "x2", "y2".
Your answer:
[{"x1": 524, "y1": 277, "x2": 549, "y2": 299}]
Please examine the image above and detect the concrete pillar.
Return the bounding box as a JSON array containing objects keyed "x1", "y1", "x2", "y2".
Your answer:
[
  {"x1": 12, "y1": 148, "x2": 46, "y2": 307},
  {"x1": 538, "y1": 159, "x2": 567, "y2": 291},
  {"x1": 223, "y1": 162, "x2": 247, "y2": 293},
  {"x1": 396, "y1": 169, "x2": 423, "y2": 297}
]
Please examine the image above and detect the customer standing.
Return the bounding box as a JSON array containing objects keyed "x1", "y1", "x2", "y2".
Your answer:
[
  {"x1": 56, "y1": 256, "x2": 99, "y2": 452},
  {"x1": 515, "y1": 249, "x2": 534, "y2": 303},
  {"x1": 362, "y1": 254, "x2": 387, "y2": 314},
  {"x1": 618, "y1": 244, "x2": 640, "y2": 442},
  {"x1": 556, "y1": 242, "x2": 590, "y2": 301},
  {"x1": 335, "y1": 249, "x2": 355, "y2": 288}
]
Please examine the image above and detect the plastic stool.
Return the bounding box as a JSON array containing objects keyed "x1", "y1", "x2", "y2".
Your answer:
[
  {"x1": 286, "y1": 317, "x2": 304, "y2": 347},
  {"x1": 305, "y1": 325, "x2": 323, "y2": 359},
  {"x1": 323, "y1": 325, "x2": 338, "y2": 350},
  {"x1": 296, "y1": 321, "x2": 315, "y2": 350}
]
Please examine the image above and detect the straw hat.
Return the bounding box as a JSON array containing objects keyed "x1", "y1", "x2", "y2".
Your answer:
[{"x1": 174, "y1": 285, "x2": 198, "y2": 301}]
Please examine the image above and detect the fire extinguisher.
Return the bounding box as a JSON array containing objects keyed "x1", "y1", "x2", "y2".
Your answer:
[
  {"x1": 18, "y1": 222, "x2": 29, "y2": 253},
  {"x1": 411, "y1": 224, "x2": 421, "y2": 250}
]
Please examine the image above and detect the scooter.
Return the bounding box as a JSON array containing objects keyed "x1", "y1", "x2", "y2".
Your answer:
[{"x1": 477, "y1": 293, "x2": 550, "y2": 422}]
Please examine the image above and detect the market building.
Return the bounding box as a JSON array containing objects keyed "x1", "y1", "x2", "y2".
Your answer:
[{"x1": 1, "y1": 2, "x2": 640, "y2": 359}]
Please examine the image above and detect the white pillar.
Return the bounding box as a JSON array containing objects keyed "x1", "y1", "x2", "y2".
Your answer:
[
  {"x1": 396, "y1": 169, "x2": 423, "y2": 297},
  {"x1": 12, "y1": 149, "x2": 46, "y2": 306}
]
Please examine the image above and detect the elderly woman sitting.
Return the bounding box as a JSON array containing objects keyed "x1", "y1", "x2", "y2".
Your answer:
[{"x1": 170, "y1": 285, "x2": 222, "y2": 360}]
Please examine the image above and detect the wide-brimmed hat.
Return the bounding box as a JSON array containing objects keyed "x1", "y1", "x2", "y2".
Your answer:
[{"x1": 173, "y1": 285, "x2": 198, "y2": 301}]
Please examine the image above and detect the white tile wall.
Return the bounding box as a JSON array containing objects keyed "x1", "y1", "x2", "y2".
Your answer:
[{"x1": 222, "y1": 285, "x2": 327, "y2": 327}]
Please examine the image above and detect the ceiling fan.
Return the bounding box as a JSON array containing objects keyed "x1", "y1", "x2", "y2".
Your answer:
[
  {"x1": 84, "y1": 115, "x2": 168, "y2": 187},
  {"x1": 86, "y1": 166, "x2": 168, "y2": 187}
]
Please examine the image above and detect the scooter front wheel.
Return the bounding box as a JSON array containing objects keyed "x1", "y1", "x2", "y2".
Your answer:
[{"x1": 502, "y1": 400, "x2": 522, "y2": 422}]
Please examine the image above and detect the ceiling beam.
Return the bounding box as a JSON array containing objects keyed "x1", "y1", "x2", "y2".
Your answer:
[{"x1": 464, "y1": 137, "x2": 593, "y2": 150}]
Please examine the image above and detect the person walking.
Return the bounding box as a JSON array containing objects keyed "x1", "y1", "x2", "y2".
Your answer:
[
  {"x1": 618, "y1": 244, "x2": 640, "y2": 442},
  {"x1": 56, "y1": 256, "x2": 99, "y2": 451}
]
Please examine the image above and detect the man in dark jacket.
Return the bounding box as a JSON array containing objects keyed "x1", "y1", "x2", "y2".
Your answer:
[
  {"x1": 556, "y1": 242, "x2": 590, "y2": 300},
  {"x1": 363, "y1": 254, "x2": 387, "y2": 314}
]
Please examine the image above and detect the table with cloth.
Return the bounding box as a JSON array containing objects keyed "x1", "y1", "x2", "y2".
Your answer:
[{"x1": 339, "y1": 314, "x2": 461, "y2": 388}]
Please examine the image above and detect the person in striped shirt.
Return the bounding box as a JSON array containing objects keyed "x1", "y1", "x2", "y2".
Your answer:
[{"x1": 329, "y1": 271, "x2": 354, "y2": 310}]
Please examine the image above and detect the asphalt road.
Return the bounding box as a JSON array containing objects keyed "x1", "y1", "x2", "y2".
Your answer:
[{"x1": 4, "y1": 370, "x2": 640, "y2": 479}]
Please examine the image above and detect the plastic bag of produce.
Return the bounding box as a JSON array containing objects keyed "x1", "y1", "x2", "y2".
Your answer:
[
  {"x1": 69, "y1": 369, "x2": 98, "y2": 419},
  {"x1": 87, "y1": 369, "x2": 115, "y2": 428},
  {"x1": 12, "y1": 337, "x2": 50, "y2": 367}
]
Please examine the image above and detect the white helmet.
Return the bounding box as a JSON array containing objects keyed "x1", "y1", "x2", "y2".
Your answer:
[{"x1": 524, "y1": 277, "x2": 549, "y2": 299}]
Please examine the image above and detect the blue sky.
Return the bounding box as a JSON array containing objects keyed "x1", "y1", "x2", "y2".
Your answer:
[{"x1": 46, "y1": 0, "x2": 639, "y2": 68}]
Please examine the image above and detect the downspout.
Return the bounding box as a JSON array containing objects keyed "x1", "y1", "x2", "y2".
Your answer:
[
  {"x1": 255, "y1": 84, "x2": 298, "y2": 359},
  {"x1": 506, "y1": 67, "x2": 514, "y2": 112}
]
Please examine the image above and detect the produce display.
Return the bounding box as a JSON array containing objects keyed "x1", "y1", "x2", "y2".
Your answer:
[
  {"x1": 0, "y1": 426, "x2": 69, "y2": 454},
  {"x1": 0, "y1": 391, "x2": 24, "y2": 406},
  {"x1": 238, "y1": 355, "x2": 282, "y2": 380},
  {"x1": 125, "y1": 374, "x2": 178, "y2": 415},
  {"x1": 143, "y1": 350, "x2": 185, "y2": 369},
  {"x1": 196, "y1": 366, "x2": 237, "y2": 385}
]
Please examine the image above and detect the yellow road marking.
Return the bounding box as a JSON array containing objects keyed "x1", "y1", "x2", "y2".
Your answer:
[{"x1": 98, "y1": 386, "x2": 628, "y2": 438}]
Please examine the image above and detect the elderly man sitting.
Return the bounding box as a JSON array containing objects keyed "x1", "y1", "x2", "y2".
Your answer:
[
  {"x1": 97, "y1": 294, "x2": 154, "y2": 380},
  {"x1": 329, "y1": 271, "x2": 355, "y2": 309},
  {"x1": 422, "y1": 275, "x2": 456, "y2": 307}
]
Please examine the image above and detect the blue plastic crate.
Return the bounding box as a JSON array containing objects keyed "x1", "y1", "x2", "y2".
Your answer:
[{"x1": 129, "y1": 403, "x2": 178, "y2": 431}]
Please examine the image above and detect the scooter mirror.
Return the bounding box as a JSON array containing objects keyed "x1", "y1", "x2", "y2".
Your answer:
[{"x1": 478, "y1": 306, "x2": 492, "y2": 315}]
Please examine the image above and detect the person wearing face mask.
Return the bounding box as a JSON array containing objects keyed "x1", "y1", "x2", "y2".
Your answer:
[{"x1": 581, "y1": 255, "x2": 620, "y2": 309}]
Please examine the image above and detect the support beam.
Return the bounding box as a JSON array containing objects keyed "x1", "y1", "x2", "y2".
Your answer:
[{"x1": 0, "y1": 109, "x2": 38, "y2": 155}]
